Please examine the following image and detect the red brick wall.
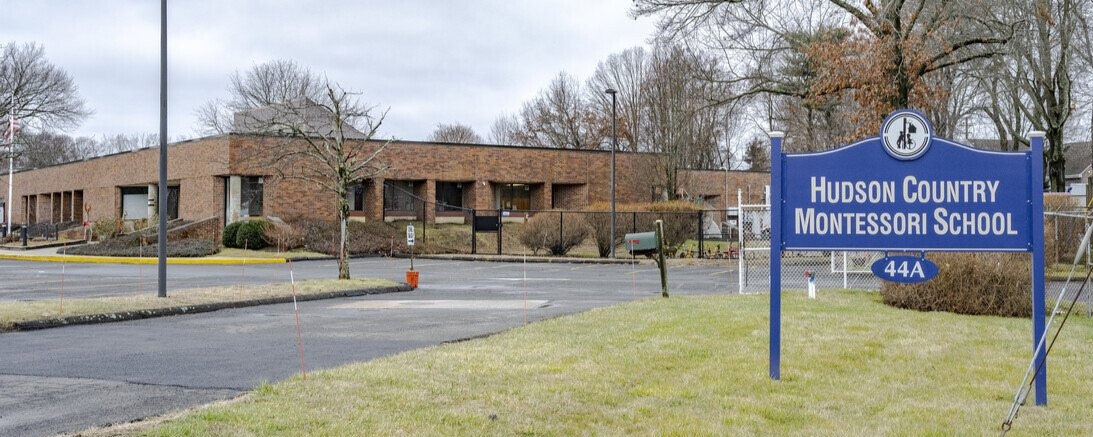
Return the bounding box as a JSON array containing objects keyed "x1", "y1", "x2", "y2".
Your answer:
[
  {"x1": 227, "y1": 136, "x2": 764, "y2": 220},
  {"x1": 3, "y1": 135, "x2": 770, "y2": 226},
  {"x1": 0, "y1": 137, "x2": 230, "y2": 225}
]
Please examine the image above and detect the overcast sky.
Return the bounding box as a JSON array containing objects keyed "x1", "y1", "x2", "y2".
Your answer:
[{"x1": 3, "y1": 1, "x2": 656, "y2": 141}]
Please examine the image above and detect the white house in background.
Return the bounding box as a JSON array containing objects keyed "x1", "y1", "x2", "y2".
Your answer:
[{"x1": 1064, "y1": 142, "x2": 1092, "y2": 200}]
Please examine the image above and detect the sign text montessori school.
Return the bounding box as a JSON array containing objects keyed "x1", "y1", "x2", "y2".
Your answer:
[{"x1": 796, "y1": 175, "x2": 1018, "y2": 238}]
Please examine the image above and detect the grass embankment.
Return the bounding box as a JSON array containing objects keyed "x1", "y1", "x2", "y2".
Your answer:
[
  {"x1": 140, "y1": 291, "x2": 1093, "y2": 436},
  {"x1": 0, "y1": 279, "x2": 395, "y2": 330},
  {"x1": 1046, "y1": 263, "x2": 1093, "y2": 281},
  {"x1": 212, "y1": 248, "x2": 328, "y2": 260}
]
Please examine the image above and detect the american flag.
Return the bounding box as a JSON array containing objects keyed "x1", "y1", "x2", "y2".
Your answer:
[{"x1": 4, "y1": 115, "x2": 19, "y2": 143}]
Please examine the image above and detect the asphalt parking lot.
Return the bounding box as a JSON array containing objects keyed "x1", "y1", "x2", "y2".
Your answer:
[{"x1": 0, "y1": 257, "x2": 740, "y2": 436}]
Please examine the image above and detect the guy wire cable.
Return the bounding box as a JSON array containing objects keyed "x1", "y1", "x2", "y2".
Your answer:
[{"x1": 1000, "y1": 220, "x2": 1093, "y2": 435}]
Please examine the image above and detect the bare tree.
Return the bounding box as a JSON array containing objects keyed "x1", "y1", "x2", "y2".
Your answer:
[
  {"x1": 427, "y1": 123, "x2": 483, "y2": 143},
  {"x1": 99, "y1": 133, "x2": 161, "y2": 154},
  {"x1": 13, "y1": 131, "x2": 99, "y2": 169},
  {"x1": 236, "y1": 82, "x2": 390, "y2": 279},
  {"x1": 519, "y1": 72, "x2": 604, "y2": 149},
  {"x1": 586, "y1": 47, "x2": 648, "y2": 152},
  {"x1": 642, "y1": 45, "x2": 726, "y2": 198},
  {"x1": 488, "y1": 114, "x2": 522, "y2": 145},
  {"x1": 196, "y1": 59, "x2": 324, "y2": 135},
  {"x1": 0, "y1": 42, "x2": 90, "y2": 132},
  {"x1": 977, "y1": 0, "x2": 1086, "y2": 190},
  {"x1": 633, "y1": 1, "x2": 1016, "y2": 141}
]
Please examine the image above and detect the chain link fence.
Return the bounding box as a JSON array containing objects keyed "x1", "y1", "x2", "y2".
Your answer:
[
  {"x1": 736, "y1": 190, "x2": 884, "y2": 293},
  {"x1": 1044, "y1": 209, "x2": 1093, "y2": 315}
]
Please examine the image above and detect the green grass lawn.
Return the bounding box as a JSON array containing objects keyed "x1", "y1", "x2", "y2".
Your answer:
[
  {"x1": 0, "y1": 279, "x2": 395, "y2": 331},
  {"x1": 131, "y1": 291, "x2": 1093, "y2": 436}
]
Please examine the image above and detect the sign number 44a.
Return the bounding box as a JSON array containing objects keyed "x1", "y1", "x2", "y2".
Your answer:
[{"x1": 870, "y1": 255, "x2": 938, "y2": 283}]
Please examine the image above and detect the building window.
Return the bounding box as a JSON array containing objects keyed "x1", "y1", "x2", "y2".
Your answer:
[
  {"x1": 435, "y1": 182, "x2": 464, "y2": 212},
  {"x1": 120, "y1": 186, "x2": 149, "y2": 219},
  {"x1": 166, "y1": 186, "x2": 180, "y2": 220},
  {"x1": 498, "y1": 183, "x2": 531, "y2": 211},
  {"x1": 241, "y1": 176, "x2": 263, "y2": 217},
  {"x1": 384, "y1": 180, "x2": 417, "y2": 211},
  {"x1": 347, "y1": 183, "x2": 365, "y2": 211}
]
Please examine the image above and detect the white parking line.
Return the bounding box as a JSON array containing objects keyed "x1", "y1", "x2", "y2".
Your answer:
[{"x1": 332, "y1": 299, "x2": 549, "y2": 310}]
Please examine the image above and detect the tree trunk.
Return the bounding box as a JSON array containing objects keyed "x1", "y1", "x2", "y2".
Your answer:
[
  {"x1": 338, "y1": 198, "x2": 350, "y2": 280},
  {"x1": 1047, "y1": 128, "x2": 1067, "y2": 192}
]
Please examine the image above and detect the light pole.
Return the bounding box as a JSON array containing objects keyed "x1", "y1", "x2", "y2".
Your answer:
[
  {"x1": 605, "y1": 88, "x2": 618, "y2": 258},
  {"x1": 157, "y1": 0, "x2": 168, "y2": 298}
]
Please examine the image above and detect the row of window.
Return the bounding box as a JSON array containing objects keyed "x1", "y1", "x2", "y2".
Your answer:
[
  {"x1": 118, "y1": 178, "x2": 567, "y2": 223},
  {"x1": 377, "y1": 182, "x2": 531, "y2": 212}
]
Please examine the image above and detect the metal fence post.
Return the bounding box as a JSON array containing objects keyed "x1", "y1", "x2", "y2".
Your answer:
[
  {"x1": 698, "y1": 210, "x2": 705, "y2": 259},
  {"x1": 471, "y1": 209, "x2": 477, "y2": 254},
  {"x1": 843, "y1": 251, "x2": 849, "y2": 289},
  {"x1": 737, "y1": 189, "x2": 743, "y2": 293},
  {"x1": 559, "y1": 211, "x2": 563, "y2": 254},
  {"x1": 497, "y1": 208, "x2": 503, "y2": 256}
]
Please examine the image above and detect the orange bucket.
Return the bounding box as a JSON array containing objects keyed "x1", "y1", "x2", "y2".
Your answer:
[{"x1": 406, "y1": 271, "x2": 419, "y2": 289}]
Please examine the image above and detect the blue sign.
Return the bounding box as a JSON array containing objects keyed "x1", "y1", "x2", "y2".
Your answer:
[
  {"x1": 870, "y1": 255, "x2": 939, "y2": 283},
  {"x1": 781, "y1": 111, "x2": 1032, "y2": 252},
  {"x1": 768, "y1": 110, "x2": 1047, "y2": 405}
]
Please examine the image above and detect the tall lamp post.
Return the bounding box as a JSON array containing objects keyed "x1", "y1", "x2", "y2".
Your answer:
[
  {"x1": 605, "y1": 88, "x2": 618, "y2": 258},
  {"x1": 157, "y1": 0, "x2": 168, "y2": 298}
]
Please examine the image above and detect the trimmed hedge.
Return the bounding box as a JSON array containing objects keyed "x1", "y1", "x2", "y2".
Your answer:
[
  {"x1": 222, "y1": 221, "x2": 244, "y2": 248},
  {"x1": 222, "y1": 220, "x2": 270, "y2": 249},
  {"x1": 235, "y1": 220, "x2": 270, "y2": 250}
]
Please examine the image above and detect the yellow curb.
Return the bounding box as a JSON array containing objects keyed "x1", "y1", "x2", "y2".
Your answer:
[{"x1": 0, "y1": 254, "x2": 286, "y2": 265}]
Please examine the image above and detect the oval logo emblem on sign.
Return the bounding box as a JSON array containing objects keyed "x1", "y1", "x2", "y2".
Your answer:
[
  {"x1": 880, "y1": 110, "x2": 932, "y2": 160},
  {"x1": 871, "y1": 256, "x2": 939, "y2": 283}
]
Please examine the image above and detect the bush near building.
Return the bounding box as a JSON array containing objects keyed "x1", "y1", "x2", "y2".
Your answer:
[
  {"x1": 91, "y1": 217, "x2": 125, "y2": 241},
  {"x1": 222, "y1": 219, "x2": 272, "y2": 250},
  {"x1": 518, "y1": 210, "x2": 589, "y2": 256},
  {"x1": 222, "y1": 221, "x2": 244, "y2": 248},
  {"x1": 584, "y1": 201, "x2": 702, "y2": 257},
  {"x1": 69, "y1": 218, "x2": 221, "y2": 257},
  {"x1": 235, "y1": 220, "x2": 270, "y2": 250},
  {"x1": 584, "y1": 202, "x2": 644, "y2": 257}
]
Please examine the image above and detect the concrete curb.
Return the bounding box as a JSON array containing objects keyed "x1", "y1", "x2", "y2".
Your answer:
[
  {"x1": 411, "y1": 254, "x2": 646, "y2": 265},
  {"x1": 7, "y1": 283, "x2": 412, "y2": 332},
  {"x1": 0, "y1": 253, "x2": 286, "y2": 265}
]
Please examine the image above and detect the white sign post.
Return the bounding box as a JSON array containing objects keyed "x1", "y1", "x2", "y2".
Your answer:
[{"x1": 406, "y1": 224, "x2": 415, "y2": 271}]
